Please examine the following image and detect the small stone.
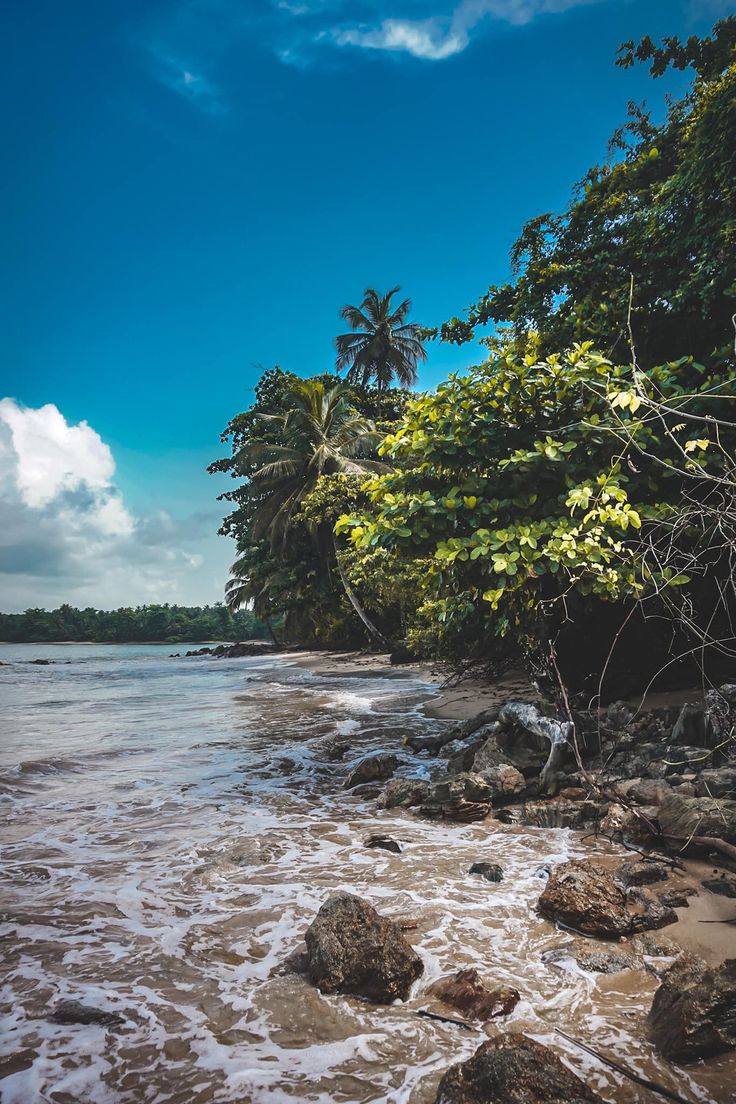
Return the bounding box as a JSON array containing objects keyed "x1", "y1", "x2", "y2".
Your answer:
[
  {"x1": 49, "y1": 1000, "x2": 124, "y2": 1027},
  {"x1": 468, "y1": 862, "x2": 503, "y2": 883},
  {"x1": 364, "y1": 834, "x2": 401, "y2": 854}
]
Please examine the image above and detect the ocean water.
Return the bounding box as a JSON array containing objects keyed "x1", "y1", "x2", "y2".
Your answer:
[{"x1": 0, "y1": 644, "x2": 732, "y2": 1103}]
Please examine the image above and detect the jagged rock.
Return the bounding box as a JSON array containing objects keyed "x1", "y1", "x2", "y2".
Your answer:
[
  {"x1": 696, "y1": 767, "x2": 736, "y2": 798},
  {"x1": 649, "y1": 955, "x2": 736, "y2": 1061},
  {"x1": 543, "y1": 940, "x2": 639, "y2": 974},
  {"x1": 344, "y1": 753, "x2": 399, "y2": 789},
  {"x1": 49, "y1": 1000, "x2": 124, "y2": 1026},
  {"x1": 304, "y1": 892, "x2": 423, "y2": 1002},
  {"x1": 434, "y1": 1033, "x2": 605, "y2": 1104},
  {"x1": 538, "y1": 859, "x2": 674, "y2": 936},
  {"x1": 427, "y1": 969, "x2": 519, "y2": 1021},
  {"x1": 364, "y1": 834, "x2": 402, "y2": 854},
  {"x1": 378, "y1": 777, "x2": 430, "y2": 809},
  {"x1": 701, "y1": 877, "x2": 736, "y2": 898},
  {"x1": 469, "y1": 862, "x2": 503, "y2": 883},
  {"x1": 538, "y1": 860, "x2": 634, "y2": 936},
  {"x1": 522, "y1": 799, "x2": 604, "y2": 829},
  {"x1": 419, "y1": 773, "x2": 493, "y2": 822},
  {"x1": 478, "y1": 763, "x2": 526, "y2": 804},
  {"x1": 446, "y1": 733, "x2": 487, "y2": 775},
  {"x1": 658, "y1": 792, "x2": 736, "y2": 843},
  {"x1": 672, "y1": 686, "x2": 736, "y2": 752},
  {"x1": 615, "y1": 860, "x2": 670, "y2": 887}
]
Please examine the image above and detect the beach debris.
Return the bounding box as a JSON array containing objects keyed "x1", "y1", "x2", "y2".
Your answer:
[
  {"x1": 649, "y1": 954, "x2": 736, "y2": 1061},
  {"x1": 344, "y1": 753, "x2": 399, "y2": 789},
  {"x1": 427, "y1": 969, "x2": 520, "y2": 1021},
  {"x1": 49, "y1": 1000, "x2": 125, "y2": 1027},
  {"x1": 304, "y1": 891, "x2": 423, "y2": 1003},
  {"x1": 434, "y1": 1033, "x2": 605, "y2": 1104},
  {"x1": 468, "y1": 861, "x2": 503, "y2": 883}
]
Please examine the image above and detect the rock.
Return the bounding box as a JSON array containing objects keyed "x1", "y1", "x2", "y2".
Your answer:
[
  {"x1": 558, "y1": 786, "x2": 587, "y2": 800},
  {"x1": 469, "y1": 862, "x2": 503, "y2": 883},
  {"x1": 49, "y1": 1000, "x2": 124, "y2": 1026},
  {"x1": 434, "y1": 1033, "x2": 605, "y2": 1104},
  {"x1": 648, "y1": 746, "x2": 713, "y2": 778},
  {"x1": 658, "y1": 792, "x2": 736, "y2": 843},
  {"x1": 626, "y1": 888, "x2": 678, "y2": 930},
  {"x1": 419, "y1": 773, "x2": 493, "y2": 822},
  {"x1": 701, "y1": 877, "x2": 736, "y2": 898},
  {"x1": 446, "y1": 733, "x2": 487, "y2": 775},
  {"x1": 543, "y1": 940, "x2": 638, "y2": 974},
  {"x1": 427, "y1": 969, "x2": 519, "y2": 1021},
  {"x1": 538, "y1": 859, "x2": 673, "y2": 937},
  {"x1": 615, "y1": 860, "x2": 670, "y2": 887},
  {"x1": 315, "y1": 735, "x2": 351, "y2": 762},
  {"x1": 696, "y1": 767, "x2": 736, "y2": 798},
  {"x1": 364, "y1": 834, "x2": 401, "y2": 854},
  {"x1": 649, "y1": 955, "x2": 736, "y2": 1061},
  {"x1": 304, "y1": 892, "x2": 423, "y2": 1003},
  {"x1": 344, "y1": 753, "x2": 399, "y2": 789},
  {"x1": 30, "y1": 659, "x2": 51, "y2": 665},
  {"x1": 522, "y1": 799, "x2": 604, "y2": 829},
  {"x1": 657, "y1": 887, "x2": 696, "y2": 908},
  {"x1": 621, "y1": 779, "x2": 674, "y2": 806},
  {"x1": 478, "y1": 763, "x2": 526, "y2": 804},
  {"x1": 631, "y1": 932, "x2": 680, "y2": 958},
  {"x1": 378, "y1": 777, "x2": 430, "y2": 809}
]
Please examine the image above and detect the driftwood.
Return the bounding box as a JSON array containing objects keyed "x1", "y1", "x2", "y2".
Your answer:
[
  {"x1": 496, "y1": 702, "x2": 573, "y2": 794},
  {"x1": 555, "y1": 1029, "x2": 693, "y2": 1104}
]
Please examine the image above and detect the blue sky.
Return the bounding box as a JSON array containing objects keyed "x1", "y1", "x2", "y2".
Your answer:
[{"x1": 0, "y1": 0, "x2": 728, "y2": 611}]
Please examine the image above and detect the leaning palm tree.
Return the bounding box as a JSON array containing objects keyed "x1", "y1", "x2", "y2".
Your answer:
[
  {"x1": 226, "y1": 378, "x2": 389, "y2": 646},
  {"x1": 335, "y1": 286, "x2": 426, "y2": 390}
]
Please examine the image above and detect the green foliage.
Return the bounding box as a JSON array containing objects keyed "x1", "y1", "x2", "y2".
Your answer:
[
  {"x1": 433, "y1": 19, "x2": 736, "y2": 371},
  {"x1": 0, "y1": 604, "x2": 267, "y2": 644},
  {"x1": 337, "y1": 341, "x2": 734, "y2": 663}
]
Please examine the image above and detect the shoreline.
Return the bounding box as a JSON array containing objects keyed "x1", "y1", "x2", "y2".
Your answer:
[{"x1": 290, "y1": 648, "x2": 736, "y2": 964}]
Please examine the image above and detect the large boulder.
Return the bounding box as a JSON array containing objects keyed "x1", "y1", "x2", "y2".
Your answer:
[
  {"x1": 478, "y1": 764, "x2": 526, "y2": 804},
  {"x1": 649, "y1": 955, "x2": 736, "y2": 1061},
  {"x1": 614, "y1": 860, "x2": 670, "y2": 887},
  {"x1": 523, "y1": 798, "x2": 605, "y2": 829},
  {"x1": 538, "y1": 859, "x2": 674, "y2": 936},
  {"x1": 657, "y1": 792, "x2": 736, "y2": 843},
  {"x1": 419, "y1": 773, "x2": 493, "y2": 822},
  {"x1": 434, "y1": 1033, "x2": 605, "y2": 1104},
  {"x1": 344, "y1": 753, "x2": 399, "y2": 789},
  {"x1": 304, "y1": 892, "x2": 423, "y2": 1003}
]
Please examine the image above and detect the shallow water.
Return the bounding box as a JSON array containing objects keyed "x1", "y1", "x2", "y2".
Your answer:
[{"x1": 0, "y1": 644, "x2": 733, "y2": 1103}]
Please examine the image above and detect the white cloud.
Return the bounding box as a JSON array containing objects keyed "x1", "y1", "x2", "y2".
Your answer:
[
  {"x1": 332, "y1": 0, "x2": 602, "y2": 61},
  {"x1": 147, "y1": 48, "x2": 227, "y2": 114},
  {"x1": 0, "y1": 400, "x2": 231, "y2": 612}
]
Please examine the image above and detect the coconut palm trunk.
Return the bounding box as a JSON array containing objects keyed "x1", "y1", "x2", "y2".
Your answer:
[{"x1": 331, "y1": 535, "x2": 391, "y2": 650}]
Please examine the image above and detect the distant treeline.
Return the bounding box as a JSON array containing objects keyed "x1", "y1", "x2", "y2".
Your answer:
[{"x1": 0, "y1": 604, "x2": 270, "y2": 644}]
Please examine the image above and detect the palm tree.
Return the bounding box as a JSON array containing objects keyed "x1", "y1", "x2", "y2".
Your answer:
[
  {"x1": 226, "y1": 378, "x2": 390, "y2": 646},
  {"x1": 335, "y1": 286, "x2": 427, "y2": 390}
]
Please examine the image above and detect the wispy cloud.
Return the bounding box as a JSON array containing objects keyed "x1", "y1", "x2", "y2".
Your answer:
[
  {"x1": 147, "y1": 48, "x2": 227, "y2": 113},
  {"x1": 331, "y1": 0, "x2": 603, "y2": 61}
]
